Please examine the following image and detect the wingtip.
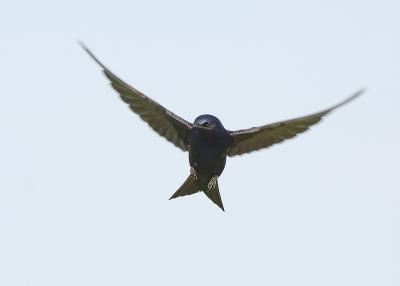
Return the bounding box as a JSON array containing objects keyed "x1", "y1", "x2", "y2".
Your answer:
[
  {"x1": 331, "y1": 88, "x2": 366, "y2": 110},
  {"x1": 77, "y1": 40, "x2": 92, "y2": 56},
  {"x1": 351, "y1": 87, "x2": 367, "y2": 99},
  {"x1": 77, "y1": 39, "x2": 86, "y2": 49},
  {"x1": 78, "y1": 41, "x2": 106, "y2": 69},
  {"x1": 359, "y1": 87, "x2": 367, "y2": 94},
  {"x1": 345, "y1": 88, "x2": 366, "y2": 102}
]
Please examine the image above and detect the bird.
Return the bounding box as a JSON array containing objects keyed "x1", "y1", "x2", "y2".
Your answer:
[{"x1": 80, "y1": 43, "x2": 364, "y2": 212}]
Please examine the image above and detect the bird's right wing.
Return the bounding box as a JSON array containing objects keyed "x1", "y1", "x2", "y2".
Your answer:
[
  {"x1": 227, "y1": 90, "x2": 364, "y2": 156},
  {"x1": 81, "y1": 43, "x2": 192, "y2": 151}
]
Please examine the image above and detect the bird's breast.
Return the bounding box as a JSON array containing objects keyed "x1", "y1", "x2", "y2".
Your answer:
[
  {"x1": 189, "y1": 129, "x2": 230, "y2": 153},
  {"x1": 188, "y1": 128, "x2": 231, "y2": 177}
]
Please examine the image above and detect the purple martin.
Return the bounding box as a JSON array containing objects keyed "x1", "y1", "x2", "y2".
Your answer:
[{"x1": 81, "y1": 43, "x2": 364, "y2": 211}]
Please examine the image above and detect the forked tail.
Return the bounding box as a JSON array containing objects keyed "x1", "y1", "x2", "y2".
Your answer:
[
  {"x1": 170, "y1": 174, "x2": 225, "y2": 211},
  {"x1": 203, "y1": 179, "x2": 224, "y2": 211},
  {"x1": 169, "y1": 174, "x2": 200, "y2": 200}
]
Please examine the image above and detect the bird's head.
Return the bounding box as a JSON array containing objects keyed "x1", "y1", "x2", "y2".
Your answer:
[{"x1": 194, "y1": 114, "x2": 225, "y2": 130}]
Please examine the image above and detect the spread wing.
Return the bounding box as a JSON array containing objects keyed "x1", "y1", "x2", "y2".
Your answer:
[
  {"x1": 81, "y1": 43, "x2": 192, "y2": 151},
  {"x1": 227, "y1": 90, "x2": 364, "y2": 156}
]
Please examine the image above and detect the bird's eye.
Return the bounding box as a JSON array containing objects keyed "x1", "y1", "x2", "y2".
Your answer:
[{"x1": 202, "y1": 121, "x2": 213, "y2": 128}]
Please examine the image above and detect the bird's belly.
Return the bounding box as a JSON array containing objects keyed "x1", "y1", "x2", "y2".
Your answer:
[{"x1": 189, "y1": 141, "x2": 227, "y2": 179}]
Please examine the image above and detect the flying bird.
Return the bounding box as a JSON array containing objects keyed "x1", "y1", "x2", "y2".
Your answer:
[{"x1": 81, "y1": 43, "x2": 363, "y2": 211}]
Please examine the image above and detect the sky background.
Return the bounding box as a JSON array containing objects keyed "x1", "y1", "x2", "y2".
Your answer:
[{"x1": 0, "y1": 1, "x2": 399, "y2": 285}]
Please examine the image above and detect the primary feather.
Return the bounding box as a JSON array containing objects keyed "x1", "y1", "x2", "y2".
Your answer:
[
  {"x1": 80, "y1": 42, "x2": 192, "y2": 151},
  {"x1": 227, "y1": 89, "x2": 364, "y2": 156}
]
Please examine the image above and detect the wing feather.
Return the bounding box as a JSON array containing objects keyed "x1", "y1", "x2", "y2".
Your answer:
[
  {"x1": 81, "y1": 43, "x2": 192, "y2": 151},
  {"x1": 227, "y1": 90, "x2": 364, "y2": 156}
]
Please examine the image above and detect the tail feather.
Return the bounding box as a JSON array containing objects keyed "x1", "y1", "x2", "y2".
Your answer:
[
  {"x1": 203, "y1": 180, "x2": 225, "y2": 211},
  {"x1": 170, "y1": 174, "x2": 225, "y2": 212},
  {"x1": 169, "y1": 175, "x2": 200, "y2": 200}
]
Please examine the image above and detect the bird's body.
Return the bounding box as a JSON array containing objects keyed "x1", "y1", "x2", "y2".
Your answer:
[
  {"x1": 188, "y1": 115, "x2": 230, "y2": 184},
  {"x1": 81, "y1": 43, "x2": 364, "y2": 212}
]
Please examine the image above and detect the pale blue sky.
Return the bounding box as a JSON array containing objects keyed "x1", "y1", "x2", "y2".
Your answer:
[{"x1": 0, "y1": 1, "x2": 399, "y2": 285}]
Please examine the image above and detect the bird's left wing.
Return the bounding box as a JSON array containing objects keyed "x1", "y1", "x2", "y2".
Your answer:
[
  {"x1": 227, "y1": 90, "x2": 364, "y2": 156},
  {"x1": 81, "y1": 43, "x2": 192, "y2": 151}
]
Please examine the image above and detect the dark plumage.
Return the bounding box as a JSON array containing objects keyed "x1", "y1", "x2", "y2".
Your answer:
[{"x1": 81, "y1": 43, "x2": 364, "y2": 211}]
